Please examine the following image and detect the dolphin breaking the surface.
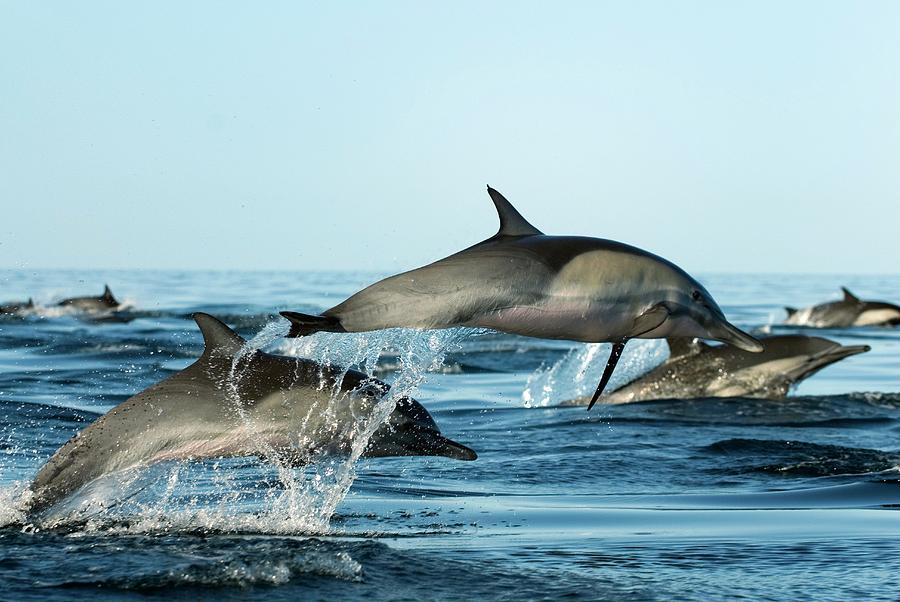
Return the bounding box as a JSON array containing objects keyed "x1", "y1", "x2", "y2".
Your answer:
[
  {"x1": 282, "y1": 186, "x2": 762, "y2": 409},
  {"x1": 57, "y1": 284, "x2": 121, "y2": 312},
  {"x1": 0, "y1": 298, "x2": 33, "y2": 315},
  {"x1": 785, "y1": 287, "x2": 900, "y2": 328},
  {"x1": 565, "y1": 335, "x2": 869, "y2": 405},
  {"x1": 26, "y1": 313, "x2": 476, "y2": 514}
]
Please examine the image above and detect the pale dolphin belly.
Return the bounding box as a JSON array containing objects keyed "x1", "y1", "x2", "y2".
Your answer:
[{"x1": 853, "y1": 309, "x2": 900, "y2": 326}]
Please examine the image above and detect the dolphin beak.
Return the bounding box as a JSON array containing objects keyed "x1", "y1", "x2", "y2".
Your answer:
[
  {"x1": 708, "y1": 319, "x2": 764, "y2": 353},
  {"x1": 425, "y1": 434, "x2": 478, "y2": 461}
]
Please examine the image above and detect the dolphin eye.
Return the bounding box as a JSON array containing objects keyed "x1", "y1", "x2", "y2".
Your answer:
[{"x1": 691, "y1": 290, "x2": 702, "y2": 302}]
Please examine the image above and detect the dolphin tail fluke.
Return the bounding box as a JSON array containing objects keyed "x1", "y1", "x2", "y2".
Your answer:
[
  {"x1": 586, "y1": 341, "x2": 626, "y2": 411},
  {"x1": 280, "y1": 311, "x2": 346, "y2": 338}
]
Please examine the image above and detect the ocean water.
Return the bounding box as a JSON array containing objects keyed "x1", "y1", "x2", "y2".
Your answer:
[{"x1": 2, "y1": 269, "x2": 900, "y2": 601}]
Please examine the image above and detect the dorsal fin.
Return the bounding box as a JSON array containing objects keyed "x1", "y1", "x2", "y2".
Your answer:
[
  {"x1": 841, "y1": 287, "x2": 861, "y2": 304},
  {"x1": 193, "y1": 312, "x2": 246, "y2": 358},
  {"x1": 102, "y1": 284, "x2": 117, "y2": 303},
  {"x1": 784, "y1": 306, "x2": 798, "y2": 317},
  {"x1": 486, "y1": 186, "x2": 543, "y2": 237},
  {"x1": 666, "y1": 337, "x2": 705, "y2": 359},
  {"x1": 26, "y1": 298, "x2": 33, "y2": 308}
]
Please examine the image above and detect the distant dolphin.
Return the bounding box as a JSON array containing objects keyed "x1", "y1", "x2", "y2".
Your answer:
[
  {"x1": 57, "y1": 285, "x2": 120, "y2": 312},
  {"x1": 26, "y1": 313, "x2": 476, "y2": 514},
  {"x1": 281, "y1": 186, "x2": 762, "y2": 409},
  {"x1": 785, "y1": 287, "x2": 900, "y2": 328},
  {"x1": 565, "y1": 335, "x2": 870, "y2": 405},
  {"x1": 0, "y1": 297, "x2": 33, "y2": 315}
]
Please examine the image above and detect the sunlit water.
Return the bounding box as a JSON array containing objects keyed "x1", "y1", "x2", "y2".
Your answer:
[{"x1": 2, "y1": 269, "x2": 900, "y2": 600}]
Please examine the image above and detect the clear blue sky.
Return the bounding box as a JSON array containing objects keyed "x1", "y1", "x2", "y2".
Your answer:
[{"x1": 1, "y1": 2, "x2": 898, "y2": 273}]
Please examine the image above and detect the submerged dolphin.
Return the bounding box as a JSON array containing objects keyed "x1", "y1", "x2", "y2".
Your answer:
[
  {"x1": 785, "y1": 287, "x2": 900, "y2": 328},
  {"x1": 57, "y1": 284, "x2": 120, "y2": 311},
  {"x1": 27, "y1": 313, "x2": 476, "y2": 514},
  {"x1": 565, "y1": 335, "x2": 870, "y2": 405},
  {"x1": 282, "y1": 186, "x2": 762, "y2": 409},
  {"x1": 0, "y1": 297, "x2": 33, "y2": 315}
]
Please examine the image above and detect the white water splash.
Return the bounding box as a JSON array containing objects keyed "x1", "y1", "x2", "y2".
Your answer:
[
  {"x1": 522, "y1": 339, "x2": 667, "y2": 407},
  {"x1": 209, "y1": 322, "x2": 472, "y2": 534}
]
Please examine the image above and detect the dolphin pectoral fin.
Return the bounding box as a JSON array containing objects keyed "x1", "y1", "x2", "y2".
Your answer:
[
  {"x1": 586, "y1": 341, "x2": 626, "y2": 411},
  {"x1": 280, "y1": 311, "x2": 346, "y2": 338},
  {"x1": 486, "y1": 186, "x2": 543, "y2": 237},
  {"x1": 629, "y1": 304, "x2": 670, "y2": 338}
]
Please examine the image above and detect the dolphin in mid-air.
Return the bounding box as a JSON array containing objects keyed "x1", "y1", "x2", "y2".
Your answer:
[
  {"x1": 281, "y1": 186, "x2": 762, "y2": 409},
  {"x1": 26, "y1": 313, "x2": 476, "y2": 514},
  {"x1": 785, "y1": 287, "x2": 900, "y2": 328},
  {"x1": 565, "y1": 335, "x2": 869, "y2": 405},
  {"x1": 0, "y1": 297, "x2": 33, "y2": 315},
  {"x1": 57, "y1": 284, "x2": 121, "y2": 312}
]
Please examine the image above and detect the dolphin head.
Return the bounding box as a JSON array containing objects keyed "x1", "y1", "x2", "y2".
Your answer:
[
  {"x1": 659, "y1": 277, "x2": 763, "y2": 353},
  {"x1": 365, "y1": 397, "x2": 477, "y2": 461}
]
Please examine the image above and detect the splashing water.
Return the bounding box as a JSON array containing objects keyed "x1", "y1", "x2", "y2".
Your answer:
[
  {"x1": 209, "y1": 322, "x2": 475, "y2": 534},
  {"x1": 522, "y1": 339, "x2": 667, "y2": 407}
]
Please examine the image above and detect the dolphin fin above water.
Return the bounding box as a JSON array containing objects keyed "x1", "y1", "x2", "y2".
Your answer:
[
  {"x1": 842, "y1": 287, "x2": 861, "y2": 304},
  {"x1": 486, "y1": 185, "x2": 543, "y2": 237}
]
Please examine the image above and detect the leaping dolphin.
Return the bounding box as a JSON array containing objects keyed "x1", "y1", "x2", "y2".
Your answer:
[
  {"x1": 26, "y1": 313, "x2": 476, "y2": 514},
  {"x1": 565, "y1": 335, "x2": 870, "y2": 405},
  {"x1": 57, "y1": 284, "x2": 121, "y2": 312},
  {"x1": 785, "y1": 287, "x2": 900, "y2": 328},
  {"x1": 281, "y1": 186, "x2": 762, "y2": 409}
]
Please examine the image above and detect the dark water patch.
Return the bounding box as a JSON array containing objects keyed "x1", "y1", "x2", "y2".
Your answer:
[{"x1": 703, "y1": 438, "x2": 900, "y2": 478}]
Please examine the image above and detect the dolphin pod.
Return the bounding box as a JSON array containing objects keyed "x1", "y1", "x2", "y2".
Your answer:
[
  {"x1": 565, "y1": 335, "x2": 870, "y2": 405},
  {"x1": 785, "y1": 287, "x2": 900, "y2": 328},
  {"x1": 281, "y1": 186, "x2": 762, "y2": 410},
  {"x1": 26, "y1": 313, "x2": 475, "y2": 514}
]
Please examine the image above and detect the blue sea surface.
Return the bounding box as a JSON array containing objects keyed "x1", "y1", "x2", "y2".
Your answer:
[{"x1": 2, "y1": 269, "x2": 900, "y2": 600}]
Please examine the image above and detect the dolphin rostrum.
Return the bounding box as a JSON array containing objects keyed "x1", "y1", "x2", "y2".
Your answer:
[
  {"x1": 281, "y1": 186, "x2": 762, "y2": 409},
  {"x1": 26, "y1": 313, "x2": 476, "y2": 514},
  {"x1": 0, "y1": 297, "x2": 33, "y2": 315},
  {"x1": 566, "y1": 335, "x2": 870, "y2": 405},
  {"x1": 57, "y1": 284, "x2": 121, "y2": 312},
  {"x1": 785, "y1": 287, "x2": 900, "y2": 328}
]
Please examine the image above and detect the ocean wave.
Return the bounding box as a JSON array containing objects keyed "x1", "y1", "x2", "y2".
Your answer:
[{"x1": 703, "y1": 438, "x2": 900, "y2": 478}]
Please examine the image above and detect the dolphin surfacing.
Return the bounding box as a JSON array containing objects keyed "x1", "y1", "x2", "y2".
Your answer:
[
  {"x1": 0, "y1": 297, "x2": 33, "y2": 315},
  {"x1": 282, "y1": 186, "x2": 761, "y2": 409},
  {"x1": 27, "y1": 313, "x2": 476, "y2": 514},
  {"x1": 565, "y1": 335, "x2": 870, "y2": 405},
  {"x1": 57, "y1": 284, "x2": 120, "y2": 312},
  {"x1": 785, "y1": 287, "x2": 900, "y2": 328}
]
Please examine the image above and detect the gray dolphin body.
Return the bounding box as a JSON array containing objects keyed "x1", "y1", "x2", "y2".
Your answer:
[
  {"x1": 565, "y1": 335, "x2": 870, "y2": 405},
  {"x1": 57, "y1": 285, "x2": 120, "y2": 312},
  {"x1": 0, "y1": 298, "x2": 33, "y2": 315},
  {"x1": 282, "y1": 186, "x2": 761, "y2": 408},
  {"x1": 27, "y1": 313, "x2": 476, "y2": 514},
  {"x1": 785, "y1": 287, "x2": 900, "y2": 328}
]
